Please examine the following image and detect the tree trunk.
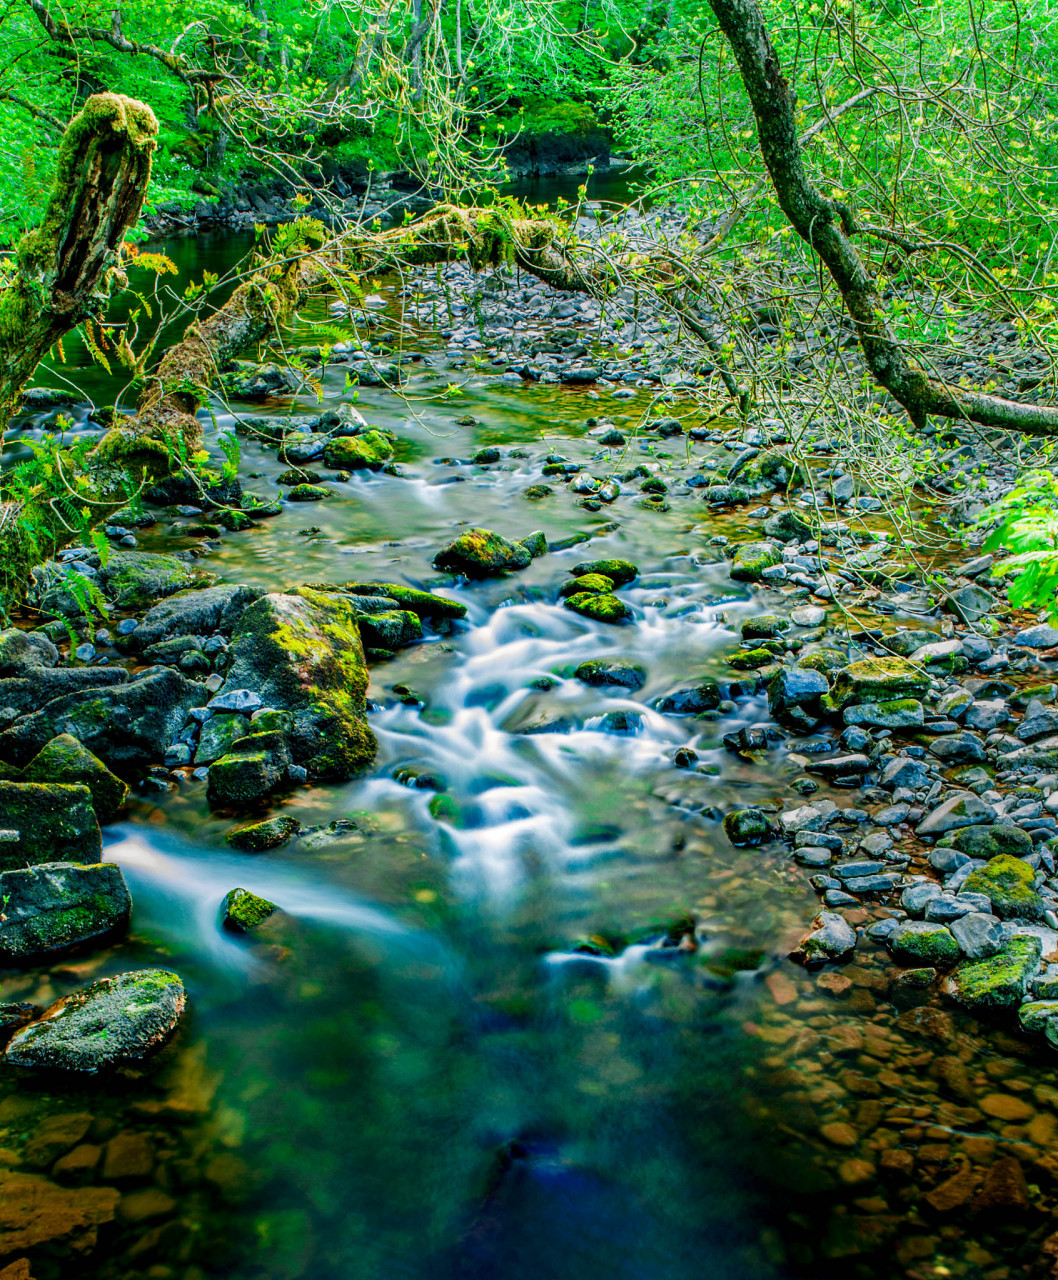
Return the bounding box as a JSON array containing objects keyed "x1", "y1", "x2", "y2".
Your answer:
[{"x1": 705, "y1": 0, "x2": 1058, "y2": 436}]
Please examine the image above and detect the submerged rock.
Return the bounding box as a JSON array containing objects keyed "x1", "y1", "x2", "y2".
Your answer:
[
  {"x1": 570, "y1": 558, "x2": 638, "y2": 586},
  {"x1": 657, "y1": 681, "x2": 721, "y2": 714},
  {"x1": 226, "y1": 815, "x2": 302, "y2": 851},
  {"x1": 0, "y1": 781, "x2": 100, "y2": 870},
  {"x1": 0, "y1": 862, "x2": 131, "y2": 962},
  {"x1": 563, "y1": 593, "x2": 632, "y2": 624},
  {"x1": 5, "y1": 969, "x2": 186, "y2": 1072},
  {"x1": 220, "y1": 887, "x2": 279, "y2": 933},
  {"x1": 723, "y1": 808, "x2": 771, "y2": 846},
  {"x1": 791, "y1": 911, "x2": 857, "y2": 965},
  {"x1": 574, "y1": 659, "x2": 646, "y2": 690},
  {"x1": 433, "y1": 528, "x2": 531, "y2": 577}
]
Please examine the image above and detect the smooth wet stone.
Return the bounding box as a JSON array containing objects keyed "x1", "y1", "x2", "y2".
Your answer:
[
  {"x1": 571, "y1": 558, "x2": 638, "y2": 586},
  {"x1": 220, "y1": 887, "x2": 279, "y2": 933},
  {"x1": 791, "y1": 605, "x2": 827, "y2": 628},
  {"x1": 889, "y1": 920, "x2": 960, "y2": 966},
  {"x1": 791, "y1": 910, "x2": 857, "y2": 966},
  {"x1": 822, "y1": 657, "x2": 930, "y2": 714},
  {"x1": 946, "y1": 935, "x2": 1042, "y2": 1009},
  {"x1": 226, "y1": 815, "x2": 302, "y2": 852},
  {"x1": 901, "y1": 881, "x2": 943, "y2": 915},
  {"x1": 573, "y1": 659, "x2": 645, "y2": 690},
  {"x1": 434, "y1": 528, "x2": 531, "y2": 577},
  {"x1": 768, "y1": 667, "x2": 828, "y2": 717},
  {"x1": 209, "y1": 688, "x2": 263, "y2": 714},
  {"x1": 843, "y1": 699, "x2": 924, "y2": 729},
  {"x1": 5, "y1": 970, "x2": 186, "y2": 1072},
  {"x1": 924, "y1": 895, "x2": 977, "y2": 923},
  {"x1": 949, "y1": 911, "x2": 1004, "y2": 959},
  {"x1": 916, "y1": 792, "x2": 997, "y2": 837},
  {"x1": 929, "y1": 732, "x2": 987, "y2": 764},
  {"x1": 795, "y1": 846, "x2": 833, "y2": 867},
  {"x1": 881, "y1": 757, "x2": 929, "y2": 790},
  {"x1": 0, "y1": 781, "x2": 100, "y2": 871},
  {"x1": 843, "y1": 872, "x2": 902, "y2": 894},
  {"x1": 806, "y1": 753, "x2": 871, "y2": 777},
  {"x1": 780, "y1": 803, "x2": 835, "y2": 835},
  {"x1": 0, "y1": 862, "x2": 131, "y2": 962},
  {"x1": 1017, "y1": 999, "x2": 1058, "y2": 1035},
  {"x1": 723, "y1": 808, "x2": 771, "y2": 847},
  {"x1": 929, "y1": 847, "x2": 970, "y2": 873},
  {"x1": 1015, "y1": 624, "x2": 1058, "y2": 648},
  {"x1": 729, "y1": 541, "x2": 781, "y2": 582}
]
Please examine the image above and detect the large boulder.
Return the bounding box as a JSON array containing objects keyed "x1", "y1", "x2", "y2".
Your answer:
[
  {"x1": 0, "y1": 627, "x2": 58, "y2": 676},
  {"x1": 321, "y1": 429, "x2": 394, "y2": 470},
  {"x1": 5, "y1": 969, "x2": 186, "y2": 1073},
  {"x1": 128, "y1": 583, "x2": 263, "y2": 649},
  {"x1": 0, "y1": 669, "x2": 203, "y2": 773},
  {"x1": 0, "y1": 862, "x2": 131, "y2": 962},
  {"x1": 211, "y1": 589, "x2": 375, "y2": 781},
  {"x1": 962, "y1": 855, "x2": 1046, "y2": 921},
  {"x1": 729, "y1": 541, "x2": 781, "y2": 582},
  {"x1": 97, "y1": 551, "x2": 204, "y2": 608},
  {"x1": 0, "y1": 781, "x2": 100, "y2": 871},
  {"x1": 0, "y1": 667, "x2": 129, "y2": 718},
  {"x1": 821, "y1": 657, "x2": 930, "y2": 714},
  {"x1": 21, "y1": 734, "x2": 128, "y2": 823},
  {"x1": 207, "y1": 730, "x2": 292, "y2": 808},
  {"x1": 433, "y1": 528, "x2": 531, "y2": 578}
]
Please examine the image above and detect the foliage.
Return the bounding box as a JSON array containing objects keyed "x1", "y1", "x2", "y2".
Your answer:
[{"x1": 982, "y1": 471, "x2": 1058, "y2": 621}]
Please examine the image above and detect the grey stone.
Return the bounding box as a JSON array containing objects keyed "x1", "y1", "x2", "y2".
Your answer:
[
  {"x1": 916, "y1": 792, "x2": 996, "y2": 836},
  {"x1": 0, "y1": 862, "x2": 131, "y2": 962},
  {"x1": 901, "y1": 881, "x2": 944, "y2": 915},
  {"x1": 963, "y1": 700, "x2": 1010, "y2": 731},
  {"x1": 948, "y1": 911, "x2": 1004, "y2": 959},
  {"x1": 792, "y1": 910, "x2": 857, "y2": 965},
  {"x1": 1016, "y1": 624, "x2": 1058, "y2": 648},
  {"x1": 209, "y1": 688, "x2": 263, "y2": 714}
]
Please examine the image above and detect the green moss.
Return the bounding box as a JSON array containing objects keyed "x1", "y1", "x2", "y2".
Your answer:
[
  {"x1": 728, "y1": 647, "x2": 777, "y2": 671},
  {"x1": 570, "y1": 558, "x2": 638, "y2": 586},
  {"x1": 563, "y1": 593, "x2": 633, "y2": 624},
  {"x1": 951, "y1": 825, "x2": 1034, "y2": 859},
  {"x1": 322, "y1": 430, "x2": 394, "y2": 471},
  {"x1": 307, "y1": 582, "x2": 466, "y2": 620},
  {"x1": 287, "y1": 484, "x2": 330, "y2": 502},
  {"x1": 962, "y1": 854, "x2": 1045, "y2": 921},
  {"x1": 729, "y1": 542, "x2": 781, "y2": 582},
  {"x1": 821, "y1": 656, "x2": 930, "y2": 713},
  {"x1": 433, "y1": 528, "x2": 531, "y2": 577},
  {"x1": 889, "y1": 923, "x2": 960, "y2": 967},
  {"x1": 723, "y1": 808, "x2": 770, "y2": 846},
  {"x1": 22, "y1": 733, "x2": 128, "y2": 823},
  {"x1": 558, "y1": 574, "x2": 614, "y2": 598},
  {"x1": 741, "y1": 615, "x2": 791, "y2": 639},
  {"x1": 220, "y1": 887, "x2": 278, "y2": 933},
  {"x1": 948, "y1": 935, "x2": 1043, "y2": 1009},
  {"x1": 226, "y1": 814, "x2": 301, "y2": 852}
]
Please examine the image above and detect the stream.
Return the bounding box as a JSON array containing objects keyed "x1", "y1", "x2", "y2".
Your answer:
[{"x1": 4, "y1": 172, "x2": 1058, "y2": 1280}]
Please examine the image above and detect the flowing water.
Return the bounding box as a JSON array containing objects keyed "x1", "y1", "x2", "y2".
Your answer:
[{"x1": 5, "y1": 176, "x2": 1058, "y2": 1280}]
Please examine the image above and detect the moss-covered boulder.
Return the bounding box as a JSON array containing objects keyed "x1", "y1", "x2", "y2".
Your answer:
[
  {"x1": 574, "y1": 659, "x2": 646, "y2": 690},
  {"x1": 287, "y1": 483, "x2": 330, "y2": 502},
  {"x1": 728, "y1": 647, "x2": 776, "y2": 671},
  {"x1": 194, "y1": 713, "x2": 248, "y2": 766},
  {"x1": 842, "y1": 699, "x2": 924, "y2": 729},
  {"x1": 208, "y1": 731, "x2": 292, "y2": 808},
  {"x1": 356, "y1": 609, "x2": 422, "y2": 652},
  {"x1": 951, "y1": 825, "x2": 1034, "y2": 860},
  {"x1": 22, "y1": 735, "x2": 128, "y2": 824},
  {"x1": 0, "y1": 781, "x2": 100, "y2": 870},
  {"x1": 0, "y1": 627, "x2": 58, "y2": 676},
  {"x1": 558, "y1": 574, "x2": 614, "y2": 598},
  {"x1": 96, "y1": 551, "x2": 202, "y2": 609},
  {"x1": 571, "y1": 559, "x2": 638, "y2": 586},
  {"x1": 0, "y1": 668, "x2": 203, "y2": 773},
  {"x1": 563, "y1": 593, "x2": 633, "y2": 624},
  {"x1": 945, "y1": 935, "x2": 1043, "y2": 1011},
  {"x1": 130, "y1": 583, "x2": 263, "y2": 650},
  {"x1": 723, "y1": 808, "x2": 771, "y2": 846},
  {"x1": 820, "y1": 657, "x2": 931, "y2": 714},
  {"x1": 962, "y1": 855, "x2": 1045, "y2": 921},
  {"x1": 0, "y1": 862, "x2": 131, "y2": 962},
  {"x1": 888, "y1": 921, "x2": 960, "y2": 967},
  {"x1": 220, "y1": 887, "x2": 279, "y2": 933},
  {"x1": 322, "y1": 430, "x2": 394, "y2": 471},
  {"x1": 433, "y1": 528, "x2": 531, "y2": 578},
  {"x1": 5, "y1": 969, "x2": 186, "y2": 1072},
  {"x1": 329, "y1": 583, "x2": 467, "y2": 620},
  {"x1": 212, "y1": 589, "x2": 375, "y2": 783},
  {"x1": 226, "y1": 815, "x2": 302, "y2": 852},
  {"x1": 729, "y1": 541, "x2": 781, "y2": 582}
]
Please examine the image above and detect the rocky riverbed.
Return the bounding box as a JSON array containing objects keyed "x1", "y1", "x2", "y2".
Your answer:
[{"x1": 4, "y1": 240, "x2": 1058, "y2": 1279}]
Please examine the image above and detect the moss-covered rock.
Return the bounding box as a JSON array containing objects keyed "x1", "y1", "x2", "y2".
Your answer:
[
  {"x1": 888, "y1": 920, "x2": 960, "y2": 967},
  {"x1": 520, "y1": 531, "x2": 548, "y2": 559},
  {"x1": 0, "y1": 781, "x2": 101, "y2": 870},
  {"x1": 946, "y1": 935, "x2": 1043, "y2": 1010},
  {"x1": 5, "y1": 969, "x2": 186, "y2": 1072},
  {"x1": 207, "y1": 732, "x2": 292, "y2": 809},
  {"x1": 558, "y1": 574, "x2": 614, "y2": 598},
  {"x1": 723, "y1": 808, "x2": 771, "y2": 846},
  {"x1": 951, "y1": 825, "x2": 1034, "y2": 860},
  {"x1": 0, "y1": 862, "x2": 131, "y2": 962},
  {"x1": 322, "y1": 430, "x2": 394, "y2": 471},
  {"x1": 842, "y1": 699, "x2": 924, "y2": 729},
  {"x1": 728, "y1": 647, "x2": 776, "y2": 671},
  {"x1": 22, "y1": 735, "x2": 127, "y2": 823},
  {"x1": 328, "y1": 583, "x2": 467, "y2": 620},
  {"x1": 213, "y1": 588, "x2": 375, "y2": 782},
  {"x1": 286, "y1": 483, "x2": 330, "y2": 502},
  {"x1": 729, "y1": 541, "x2": 781, "y2": 583},
  {"x1": 563, "y1": 593, "x2": 633, "y2": 624},
  {"x1": 0, "y1": 627, "x2": 58, "y2": 676},
  {"x1": 821, "y1": 657, "x2": 931, "y2": 714},
  {"x1": 194, "y1": 713, "x2": 248, "y2": 766},
  {"x1": 96, "y1": 551, "x2": 201, "y2": 609},
  {"x1": 571, "y1": 558, "x2": 638, "y2": 586},
  {"x1": 574, "y1": 659, "x2": 646, "y2": 690},
  {"x1": 741, "y1": 615, "x2": 791, "y2": 640},
  {"x1": 797, "y1": 650, "x2": 847, "y2": 678},
  {"x1": 220, "y1": 887, "x2": 279, "y2": 933},
  {"x1": 962, "y1": 855, "x2": 1045, "y2": 921},
  {"x1": 433, "y1": 528, "x2": 531, "y2": 577},
  {"x1": 356, "y1": 609, "x2": 422, "y2": 651},
  {"x1": 226, "y1": 815, "x2": 302, "y2": 852}
]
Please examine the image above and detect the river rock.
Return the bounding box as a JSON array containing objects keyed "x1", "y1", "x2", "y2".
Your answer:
[
  {"x1": 129, "y1": 583, "x2": 263, "y2": 649},
  {"x1": 0, "y1": 862, "x2": 131, "y2": 962},
  {"x1": 211, "y1": 588, "x2": 375, "y2": 783},
  {"x1": 322, "y1": 429, "x2": 394, "y2": 470},
  {"x1": 334, "y1": 582, "x2": 467, "y2": 620},
  {"x1": 843, "y1": 699, "x2": 924, "y2": 728},
  {"x1": 657, "y1": 681, "x2": 721, "y2": 713},
  {"x1": 226, "y1": 815, "x2": 302, "y2": 851},
  {"x1": 768, "y1": 666, "x2": 829, "y2": 717},
  {"x1": 96, "y1": 551, "x2": 202, "y2": 609},
  {"x1": 962, "y1": 855, "x2": 1046, "y2": 921},
  {"x1": 949, "y1": 911, "x2": 1004, "y2": 959},
  {"x1": 0, "y1": 1170, "x2": 119, "y2": 1255},
  {"x1": 571, "y1": 559, "x2": 638, "y2": 585},
  {"x1": 723, "y1": 808, "x2": 771, "y2": 846},
  {"x1": 21, "y1": 734, "x2": 128, "y2": 823},
  {"x1": 916, "y1": 792, "x2": 996, "y2": 836},
  {"x1": 945, "y1": 935, "x2": 1043, "y2": 1010},
  {"x1": 929, "y1": 732, "x2": 986, "y2": 763},
  {"x1": 5, "y1": 969, "x2": 186, "y2": 1072},
  {"x1": 433, "y1": 528, "x2": 531, "y2": 577},
  {"x1": 821, "y1": 657, "x2": 930, "y2": 713},
  {"x1": 0, "y1": 666, "x2": 129, "y2": 717},
  {"x1": 357, "y1": 609, "x2": 423, "y2": 651},
  {"x1": 791, "y1": 911, "x2": 857, "y2": 965},
  {"x1": 574, "y1": 660, "x2": 646, "y2": 690},
  {"x1": 888, "y1": 920, "x2": 960, "y2": 966},
  {"x1": 0, "y1": 781, "x2": 100, "y2": 870},
  {"x1": 208, "y1": 730, "x2": 292, "y2": 807},
  {"x1": 741, "y1": 614, "x2": 790, "y2": 639},
  {"x1": 0, "y1": 627, "x2": 58, "y2": 676},
  {"x1": 220, "y1": 887, "x2": 279, "y2": 933},
  {"x1": 564, "y1": 593, "x2": 632, "y2": 624},
  {"x1": 1015, "y1": 624, "x2": 1058, "y2": 648},
  {"x1": 0, "y1": 668, "x2": 203, "y2": 772},
  {"x1": 950, "y1": 824, "x2": 1033, "y2": 859},
  {"x1": 730, "y1": 541, "x2": 781, "y2": 582}
]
